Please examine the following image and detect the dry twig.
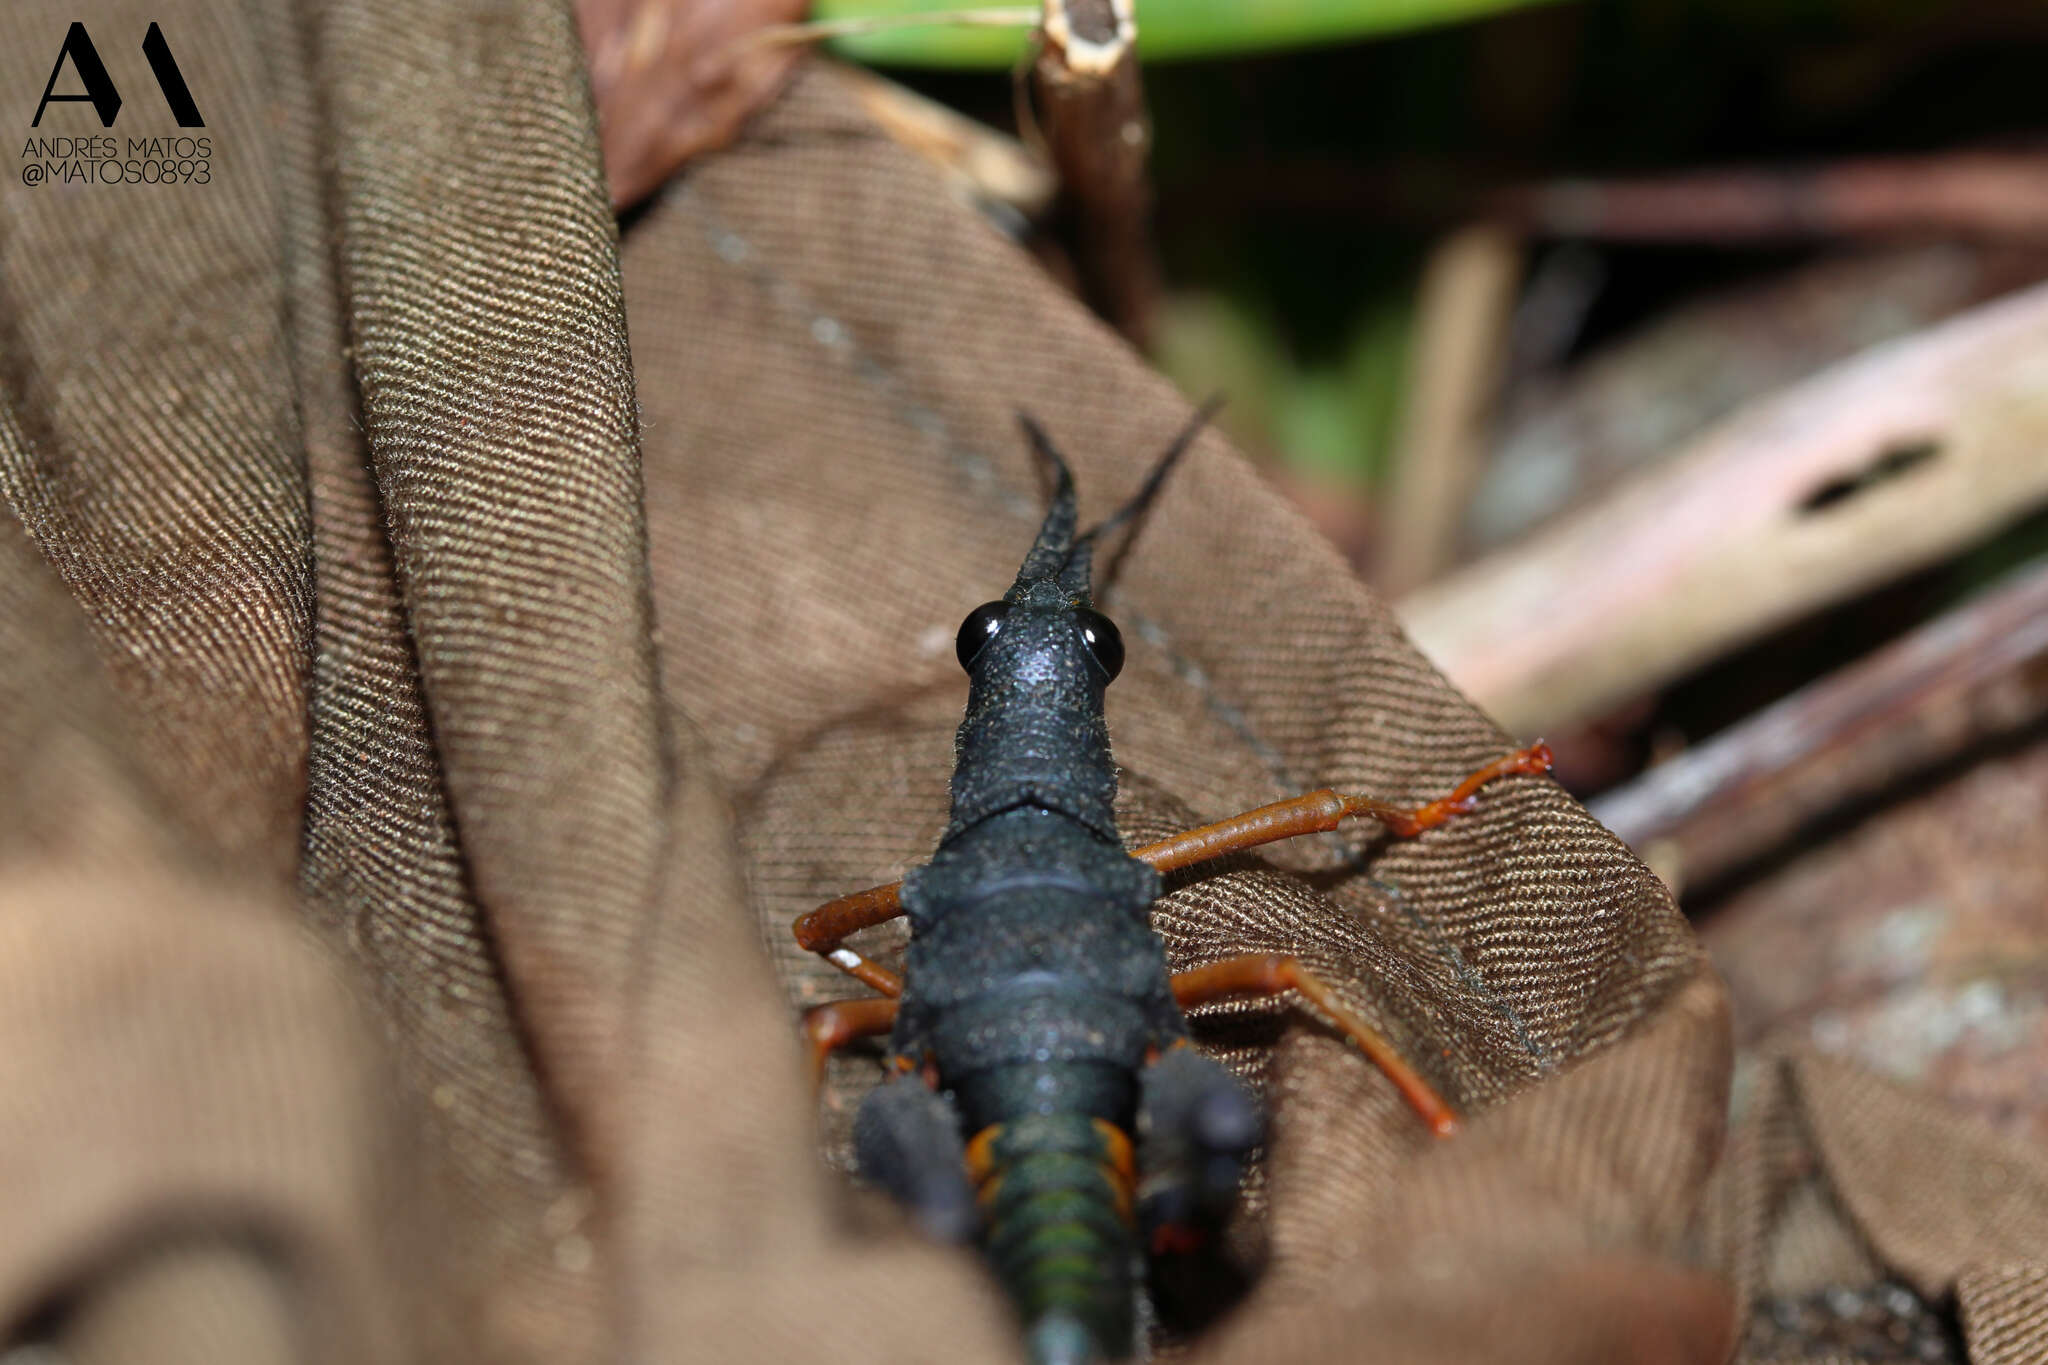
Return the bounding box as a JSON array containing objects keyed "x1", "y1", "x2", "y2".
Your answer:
[
  {"x1": 1163, "y1": 149, "x2": 2048, "y2": 249},
  {"x1": 1497, "y1": 151, "x2": 2048, "y2": 246},
  {"x1": 1030, "y1": 0, "x2": 1161, "y2": 346},
  {"x1": 836, "y1": 63, "x2": 1055, "y2": 218},
  {"x1": 1399, "y1": 282, "x2": 2048, "y2": 735},
  {"x1": 1374, "y1": 223, "x2": 1523, "y2": 595},
  {"x1": 1592, "y1": 556, "x2": 2048, "y2": 894}
]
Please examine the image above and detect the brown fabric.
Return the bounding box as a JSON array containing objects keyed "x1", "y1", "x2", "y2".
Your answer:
[
  {"x1": 2, "y1": 2, "x2": 1776, "y2": 1360},
  {"x1": 1709, "y1": 1051, "x2": 2048, "y2": 1364}
]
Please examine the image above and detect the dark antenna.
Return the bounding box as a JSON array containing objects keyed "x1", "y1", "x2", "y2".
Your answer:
[{"x1": 1059, "y1": 395, "x2": 1224, "y2": 596}]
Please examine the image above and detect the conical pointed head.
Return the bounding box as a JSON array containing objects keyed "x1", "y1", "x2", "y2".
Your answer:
[
  {"x1": 1006, "y1": 400, "x2": 1217, "y2": 606},
  {"x1": 1009, "y1": 415, "x2": 1082, "y2": 600}
]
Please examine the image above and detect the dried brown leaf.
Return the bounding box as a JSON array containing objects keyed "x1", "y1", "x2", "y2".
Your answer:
[{"x1": 577, "y1": 0, "x2": 808, "y2": 209}]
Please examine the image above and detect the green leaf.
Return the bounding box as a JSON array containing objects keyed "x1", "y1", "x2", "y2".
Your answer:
[{"x1": 814, "y1": 0, "x2": 1567, "y2": 68}]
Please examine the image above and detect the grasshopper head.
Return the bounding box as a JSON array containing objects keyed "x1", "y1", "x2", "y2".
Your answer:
[{"x1": 952, "y1": 405, "x2": 1218, "y2": 689}]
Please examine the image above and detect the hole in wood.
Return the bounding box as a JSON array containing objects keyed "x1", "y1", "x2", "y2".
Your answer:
[{"x1": 1799, "y1": 439, "x2": 1942, "y2": 515}]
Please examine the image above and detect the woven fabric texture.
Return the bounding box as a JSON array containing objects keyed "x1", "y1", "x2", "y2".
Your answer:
[
  {"x1": 2, "y1": 1, "x2": 1971, "y2": 1361},
  {"x1": 1706, "y1": 1050, "x2": 2048, "y2": 1364}
]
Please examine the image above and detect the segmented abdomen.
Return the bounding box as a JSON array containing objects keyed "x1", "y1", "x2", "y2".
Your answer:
[{"x1": 968, "y1": 1111, "x2": 1138, "y2": 1365}]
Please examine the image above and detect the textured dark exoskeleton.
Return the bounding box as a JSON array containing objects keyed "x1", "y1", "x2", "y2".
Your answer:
[{"x1": 795, "y1": 411, "x2": 1552, "y2": 1365}]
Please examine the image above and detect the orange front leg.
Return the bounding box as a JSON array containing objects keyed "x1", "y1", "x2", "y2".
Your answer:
[
  {"x1": 793, "y1": 882, "x2": 907, "y2": 998},
  {"x1": 1135, "y1": 742, "x2": 1552, "y2": 876}
]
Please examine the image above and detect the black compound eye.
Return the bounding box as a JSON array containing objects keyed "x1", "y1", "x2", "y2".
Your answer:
[
  {"x1": 954, "y1": 600, "x2": 1011, "y2": 671},
  {"x1": 1075, "y1": 608, "x2": 1124, "y2": 682}
]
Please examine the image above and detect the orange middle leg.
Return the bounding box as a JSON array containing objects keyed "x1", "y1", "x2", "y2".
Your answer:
[
  {"x1": 800, "y1": 995, "x2": 900, "y2": 1088},
  {"x1": 1171, "y1": 954, "x2": 1459, "y2": 1138}
]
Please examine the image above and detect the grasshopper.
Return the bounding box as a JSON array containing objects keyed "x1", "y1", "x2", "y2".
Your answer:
[{"x1": 795, "y1": 411, "x2": 1550, "y2": 1364}]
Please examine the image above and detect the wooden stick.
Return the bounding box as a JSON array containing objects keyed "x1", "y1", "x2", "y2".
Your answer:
[
  {"x1": 1591, "y1": 555, "x2": 2048, "y2": 895},
  {"x1": 753, "y1": 7, "x2": 1037, "y2": 48},
  {"x1": 835, "y1": 63, "x2": 1055, "y2": 217},
  {"x1": 1494, "y1": 151, "x2": 2048, "y2": 246},
  {"x1": 1031, "y1": 0, "x2": 1160, "y2": 347},
  {"x1": 1160, "y1": 150, "x2": 2048, "y2": 248},
  {"x1": 1398, "y1": 282, "x2": 2048, "y2": 735},
  {"x1": 1374, "y1": 223, "x2": 1523, "y2": 596}
]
